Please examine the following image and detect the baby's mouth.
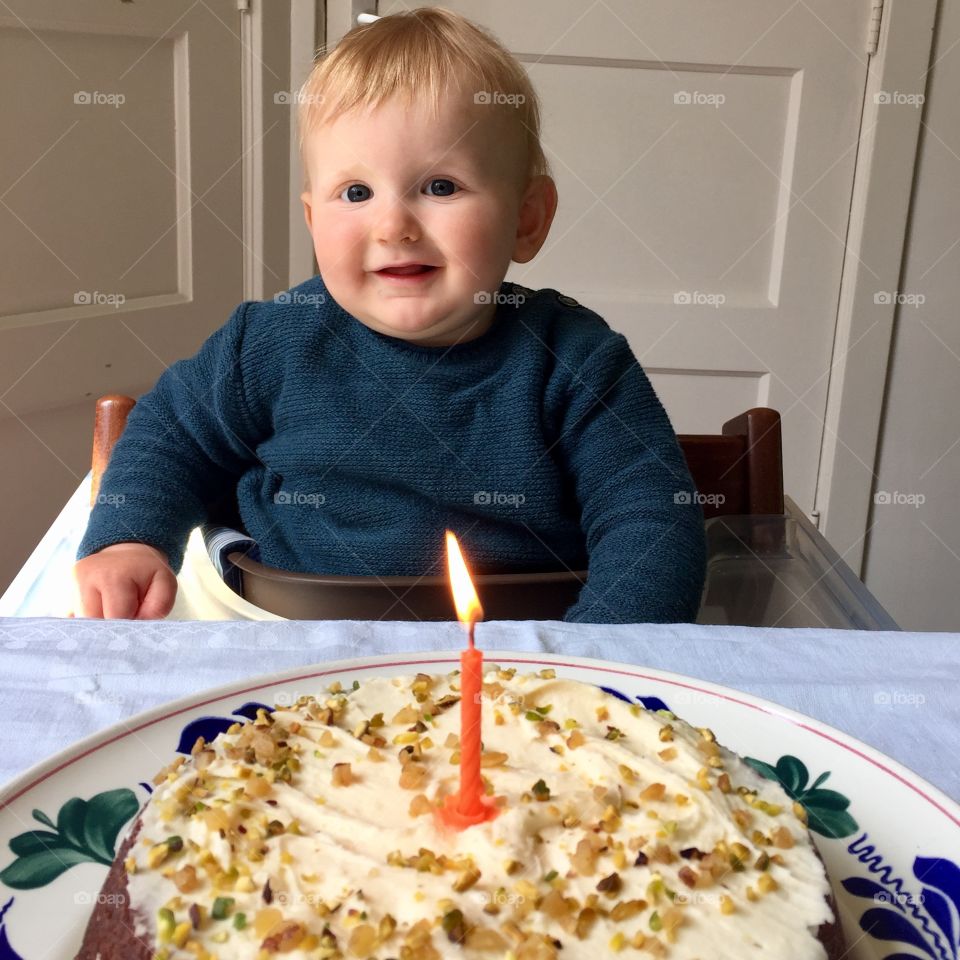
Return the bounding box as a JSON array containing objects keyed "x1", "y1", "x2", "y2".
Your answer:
[{"x1": 376, "y1": 264, "x2": 439, "y2": 276}]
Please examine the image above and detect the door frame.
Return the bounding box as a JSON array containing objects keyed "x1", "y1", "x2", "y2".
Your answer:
[
  {"x1": 287, "y1": 0, "x2": 320, "y2": 286},
  {"x1": 240, "y1": 0, "x2": 317, "y2": 300},
  {"x1": 815, "y1": 0, "x2": 938, "y2": 574}
]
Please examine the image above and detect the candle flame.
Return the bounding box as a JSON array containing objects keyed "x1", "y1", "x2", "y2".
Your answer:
[{"x1": 445, "y1": 530, "x2": 484, "y2": 632}]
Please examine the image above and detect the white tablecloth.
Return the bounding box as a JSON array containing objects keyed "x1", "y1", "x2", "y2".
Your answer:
[{"x1": 1, "y1": 616, "x2": 957, "y2": 801}]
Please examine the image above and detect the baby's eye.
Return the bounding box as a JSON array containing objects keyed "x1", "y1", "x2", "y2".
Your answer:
[
  {"x1": 341, "y1": 183, "x2": 371, "y2": 203},
  {"x1": 423, "y1": 178, "x2": 458, "y2": 197}
]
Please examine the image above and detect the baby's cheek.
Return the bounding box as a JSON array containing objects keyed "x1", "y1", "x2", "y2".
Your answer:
[
  {"x1": 481, "y1": 199, "x2": 519, "y2": 245},
  {"x1": 450, "y1": 214, "x2": 494, "y2": 258},
  {"x1": 463, "y1": 217, "x2": 519, "y2": 277},
  {"x1": 313, "y1": 224, "x2": 361, "y2": 277}
]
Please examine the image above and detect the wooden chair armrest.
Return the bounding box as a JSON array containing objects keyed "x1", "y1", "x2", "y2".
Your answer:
[
  {"x1": 721, "y1": 407, "x2": 784, "y2": 515},
  {"x1": 90, "y1": 394, "x2": 136, "y2": 505}
]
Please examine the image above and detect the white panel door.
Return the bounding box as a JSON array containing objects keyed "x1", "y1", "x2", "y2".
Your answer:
[
  {"x1": 0, "y1": 0, "x2": 244, "y2": 417},
  {"x1": 368, "y1": 0, "x2": 875, "y2": 513}
]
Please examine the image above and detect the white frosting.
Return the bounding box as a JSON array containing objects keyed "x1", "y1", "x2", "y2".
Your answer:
[{"x1": 127, "y1": 671, "x2": 834, "y2": 958}]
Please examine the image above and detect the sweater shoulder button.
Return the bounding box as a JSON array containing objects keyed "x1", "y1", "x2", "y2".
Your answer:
[{"x1": 557, "y1": 293, "x2": 581, "y2": 308}]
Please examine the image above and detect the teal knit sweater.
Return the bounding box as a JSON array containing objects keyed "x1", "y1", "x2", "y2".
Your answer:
[{"x1": 78, "y1": 276, "x2": 705, "y2": 623}]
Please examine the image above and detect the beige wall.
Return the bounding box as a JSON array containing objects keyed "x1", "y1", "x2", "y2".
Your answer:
[{"x1": 862, "y1": 0, "x2": 960, "y2": 630}]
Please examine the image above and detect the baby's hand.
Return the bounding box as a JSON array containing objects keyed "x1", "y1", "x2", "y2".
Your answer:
[{"x1": 73, "y1": 542, "x2": 178, "y2": 619}]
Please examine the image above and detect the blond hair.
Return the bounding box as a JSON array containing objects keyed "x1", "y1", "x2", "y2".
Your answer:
[{"x1": 297, "y1": 7, "x2": 550, "y2": 190}]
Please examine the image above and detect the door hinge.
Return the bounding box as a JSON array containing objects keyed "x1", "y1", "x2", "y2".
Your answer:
[
  {"x1": 237, "y1": 0, "x2": 250, "y2": 12},
  {"x1": 866, "y1": 0, "x2": 883, "y2": 55}
]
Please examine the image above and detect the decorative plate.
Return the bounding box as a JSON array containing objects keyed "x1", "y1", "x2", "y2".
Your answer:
[{"x1": 0, "y1": 652, "x2": 957, "y2": 959}]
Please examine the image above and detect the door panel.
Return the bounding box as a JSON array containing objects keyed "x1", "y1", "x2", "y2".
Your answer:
[{"x1": 0, "y1": 1, "x2": 243, "y2": 414}]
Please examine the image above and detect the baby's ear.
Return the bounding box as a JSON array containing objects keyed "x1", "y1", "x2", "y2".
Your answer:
[
  {"x1": 301, "y1": 191, "x2": 315, "y2": 231},
  {"x1": 512, "y1": 175, "x2": 558, "y2": 265}
]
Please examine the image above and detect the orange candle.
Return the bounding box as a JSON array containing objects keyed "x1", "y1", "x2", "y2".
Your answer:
[
  {"x1": 458, "y1": 635, "x2": 484, "y2": 816},
  {"x1": 438, "y1": 531, "x2": 499, "y2": 830}
]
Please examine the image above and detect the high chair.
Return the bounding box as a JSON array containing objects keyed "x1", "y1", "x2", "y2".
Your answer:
[{"x1": 89, "y1": 396, "x2": 784, "y2": 621}]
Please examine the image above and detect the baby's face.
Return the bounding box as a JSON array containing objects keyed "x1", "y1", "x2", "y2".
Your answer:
[{"x1": 301, "y1": 90, "x2": 553, "y2": 346}]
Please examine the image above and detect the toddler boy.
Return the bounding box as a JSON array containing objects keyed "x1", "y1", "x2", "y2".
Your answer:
[{"x1": 75, "y1": 8, "x2": 705, "y2": 622}]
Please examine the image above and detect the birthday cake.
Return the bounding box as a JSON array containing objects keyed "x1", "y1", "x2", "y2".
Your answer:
[{"x1": 76, "y1": 669, "x2": 844, "y2": 958}]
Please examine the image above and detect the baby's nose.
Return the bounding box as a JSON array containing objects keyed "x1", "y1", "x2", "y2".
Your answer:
[{"x1": 374, "y1": 199, "x2": 422, "y2": 245}]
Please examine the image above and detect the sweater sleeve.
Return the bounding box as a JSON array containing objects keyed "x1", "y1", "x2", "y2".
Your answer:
[
  {"x1": 77, "y1": 302, "x2": 263, "y2": 573},
  {"x1": 557, "y1": 334, "x2": 706, "y2": 624}
]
